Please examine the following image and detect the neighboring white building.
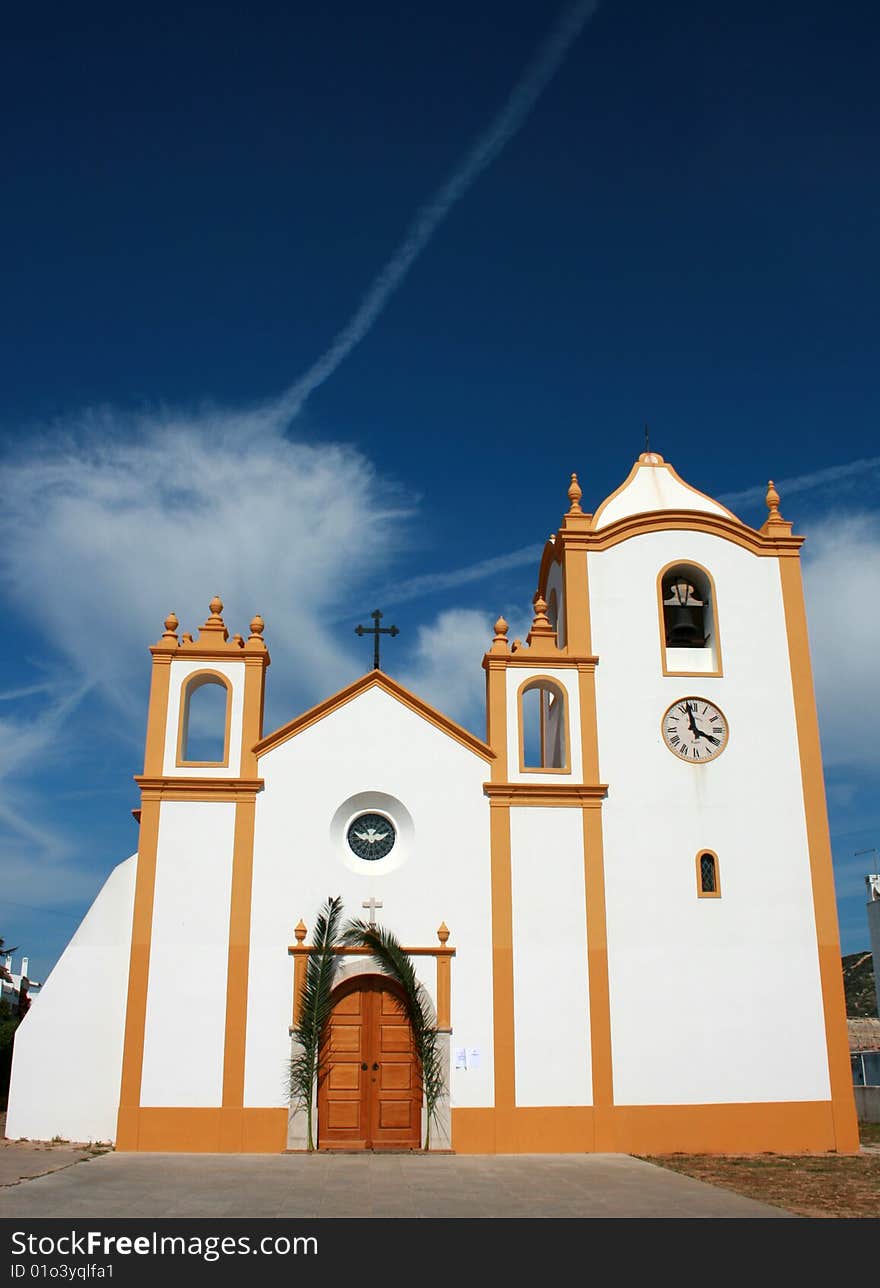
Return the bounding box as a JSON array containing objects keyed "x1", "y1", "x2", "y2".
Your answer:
[
  {"x1": 1, "y1": 955, "x2": 40, "y2": 1015},
  {"x1": 6, "y1": 452, "x2": 858, "y2": 1153},
  {"x1": 867, "y1": 875, "x2": 880, "y2": 1020}
]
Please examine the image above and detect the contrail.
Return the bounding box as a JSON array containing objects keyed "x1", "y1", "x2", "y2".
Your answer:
[
  {"x1": 720, "y1": 454, "x2": 880, "y2": 509},
  {"x1": 274, "y1": 0, "x2": 600, "y2": 422}
]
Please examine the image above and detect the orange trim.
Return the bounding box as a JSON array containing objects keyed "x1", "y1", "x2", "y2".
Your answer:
[
  {"x1": 488, "y1": 801, "x2": 515, "y2": 1109},
  {"x1": 561, "y1": 539, "x2": 591, "y2": 655},
  {"x1": 484, "y1": 783, "x2": 607, "y2": 806},
  {"x1": 436, "y1": 954, "x2": 451, "y2": 1030},
  {"x1": 483, "y1": 659, "x2": 509, "y2": 780},
  {"x1": 175, "y1": 669, "x2": 233, "y2": 768},
  {"x1": 696, "y1": 849, "x2": 722, "y2": 898},
  {"x1": 583, "y1": 807, "x2": 614, "y2": 1142},
  {"x1": 240, "y1": 654, "x2": 268, "y2": 779},
  {"x1": 450, "y1": 1101, "x2": 842, "y2": 1155},
  {"x1": 118, "y1": 1108, "x2": 288, "y2": 1153},
  {"x1": 778, "y1": 556, "x2": 860, "y2": 1152},
  {"x1": 136, "y1": 776, "x2": 263, "y2": 801},
  {"x1": 657, "y1": 560, "x2": 724, "y2": 678},
  {"x1": 288, "y1": 945, "x2": 456, "y2": 958},
  {"x1": 499, "y1": 654, "x2": 599, "y2": 669},
  {"x1": 120, "y1": 1102, "x2": 844, "y2": 1154},
  {"x1": 585, "y1": 510, "x2": 802, "y2": 556},
  {"x1": 142, "y1": 656, "x2": 172, "y2": 778},
  {"x1": 221, "y1": 799, "x2": 256, "y2": 1111},
  {"x1": 516, "y1": 676, "x2": 571, "y2": 773},
  {"x1": 116, "y1": 799, "x2": 161, "y2": 1148},
  {"x1": 255, "y1": 670, "x2": 494, "y2": 762}
]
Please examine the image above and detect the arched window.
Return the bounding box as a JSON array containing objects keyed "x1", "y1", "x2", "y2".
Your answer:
[
  {"x1": 658, "y1": 562, "x2": 722, "y2": 676},
  {"x1": 518, "y1": 679, "x2": 569, "y2": 772},
  {"x1": 177, "y1": 671, "x2": 231, "y2": 766},
  {"x1": 696, "y1": 850, "x2": 721, "y2": 898}
]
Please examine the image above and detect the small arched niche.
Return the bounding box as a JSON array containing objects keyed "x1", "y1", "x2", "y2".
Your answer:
[
  {"x1": 177, "y1": 670, "x2": 232, "y2": 766},
  {"x1": 518, "y1": 678, "x2": 569, "y2": 772},
  {"x1": 658, "y1": 562, "x2": 722, "y2": 676}
]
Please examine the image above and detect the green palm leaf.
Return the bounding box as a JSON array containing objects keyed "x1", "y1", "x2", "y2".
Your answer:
[
  {"x1": 342, "y1": 918, "x2": 445, "y2": 1149},
  {"x1": 289, "y1": 895, "x2": 344, "y2": 1150}
]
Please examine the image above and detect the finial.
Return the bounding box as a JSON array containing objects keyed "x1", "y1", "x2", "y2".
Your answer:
[
  {"x1": 567, "y1": 472, "x2": 584, "y2": 515},
  {"x1": 437, "y1": 921, "x2": 450, "y2": 945},
  {"x1": 208, "y1": 595, "x2": 224, "y2": 622},
  {"x1": 231, "y1": 634, "x2": 244, "y2": 647},
  {"x1": 766, "y1": 479, "x2": 781, "y2": 519},
  {"x1": 181, "y1": 632, "x2": 193, "y2": 644},
  {"x1": 490, "y1": 615, "x2": 509, "y2": 654},
  {"x1": 162, "y1": 612, "x2": 179, "y2": 641},
  {"x1": 294, "y1": 920, "x2": 307, "y2": 943},
  {"x1": 531, "y1": 593, "x2": 550, "y2": 629},
  {"x1": 249, "y1": 614, "x2": 265, "y2": 642}
]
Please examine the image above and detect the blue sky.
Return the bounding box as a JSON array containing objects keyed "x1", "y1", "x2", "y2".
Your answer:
[{"x1": 1, "y1": 0, "x2": 878, "y2": 979}]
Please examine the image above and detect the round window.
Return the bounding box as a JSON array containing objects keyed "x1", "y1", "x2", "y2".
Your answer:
[{"x1": 346, "y1": 812, "x2": 396, "y2": 861}]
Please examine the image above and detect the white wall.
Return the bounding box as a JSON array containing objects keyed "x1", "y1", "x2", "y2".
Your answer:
[
  {"x1": 5, "y1": 856, "x2": 137, "y2": 1143},
  {"x1": 511, "y1": 807, "x2": 591, "y2": 1106},
  {"x1": 140, "y1": 802, "x2": 235, "y2": 1107},
  {"x1": 595, "y1": 463, "x2": 732, "y2": 529},
  {"x1": 588, "y1": 532, "x2": 831, "y2": 1104},
  {"x1": 244, "y1": 684, "x2": 494, "y2": 1112},
  {"x1": 162, "y1": 658, "x2": 244, "y2": 777}
]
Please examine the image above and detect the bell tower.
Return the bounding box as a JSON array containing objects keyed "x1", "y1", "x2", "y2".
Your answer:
[{"x1": 117, "y1": 598, "x2": 270, "y2": 1152}]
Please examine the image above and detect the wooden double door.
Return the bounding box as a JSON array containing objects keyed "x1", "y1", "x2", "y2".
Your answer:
[{"x1": 317, "y1": 976, "x2": 422, "y2": 1150}]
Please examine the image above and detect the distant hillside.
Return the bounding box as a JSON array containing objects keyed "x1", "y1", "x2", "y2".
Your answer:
[{"x1": 842, "y1": 952, "x2": 877, "y2": 1017}]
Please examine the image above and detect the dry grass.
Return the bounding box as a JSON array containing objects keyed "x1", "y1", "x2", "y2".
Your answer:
[{"x1": 647, "y1": 1125, "x2": 880, "y2": 1217}]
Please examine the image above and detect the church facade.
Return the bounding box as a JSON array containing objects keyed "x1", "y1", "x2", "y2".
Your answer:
[{"x1": 7, "y1": 452, "x2": 858, "y2": 1154}]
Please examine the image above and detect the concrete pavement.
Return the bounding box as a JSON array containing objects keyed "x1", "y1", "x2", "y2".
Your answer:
[{"x1": 0, "y1": 1150, "x2": 789, "y2": 1218}]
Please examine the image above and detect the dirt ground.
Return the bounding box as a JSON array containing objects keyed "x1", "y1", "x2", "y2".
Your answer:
[{"x1": 646, "y1": 1124, "x2": 880, "y2": 1218}]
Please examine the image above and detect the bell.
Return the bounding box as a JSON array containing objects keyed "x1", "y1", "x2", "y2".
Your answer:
[
  {"x1": 665, "y1": 604, "x2": 705, "y2": 647},
  {"x1": 663, "y1": 578, "x2": 706, "y2": 648}
]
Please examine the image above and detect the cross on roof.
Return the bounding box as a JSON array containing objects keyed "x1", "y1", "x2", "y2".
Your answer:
[{"x1": 355, "y1": 609, "x2": 399, "y2": 671}]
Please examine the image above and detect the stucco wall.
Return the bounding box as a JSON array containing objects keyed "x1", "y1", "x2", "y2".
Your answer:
[
  {"x1": 588, "y1": 531, "x2": 830, "y2": 1105},
  {"x1": 5, "y1": 856, "x2": 137, "y2": 1143},
  {"x1": 244, "y1": 685, "x2": 494, "y2": 1113},
  {"x1": 140, "y1": 802, "x2": 235, "y2": 1107}
]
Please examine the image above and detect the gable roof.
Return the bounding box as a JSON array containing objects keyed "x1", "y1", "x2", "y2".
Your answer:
[{"x1": 253, "y1": 670, "x2": 495, "y2": 762}]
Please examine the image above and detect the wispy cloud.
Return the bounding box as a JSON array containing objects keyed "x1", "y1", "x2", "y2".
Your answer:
[
  {"x1": 0, "y1": 408, "x2": 412, "y2": 739},
  {"x1": 377, "y1": 543, "x2": 544, "y2": 608},
  {"x1": 720, "y1": 454, "x2": 880, "y2": 510},
  {"x1": 802, "y1": 511, "x2": 880, "y2": 770},
  {"x1": 274, "y1": 0, "x2": 600, "y2": 423}
]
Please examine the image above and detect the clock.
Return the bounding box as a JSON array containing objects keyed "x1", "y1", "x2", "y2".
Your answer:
[
  {"x1": 346, "y1": 812, "x2": 396, "y2": 860},
  {"x1": 662, "y1": 697, "x2": 728, "y2": 763}
]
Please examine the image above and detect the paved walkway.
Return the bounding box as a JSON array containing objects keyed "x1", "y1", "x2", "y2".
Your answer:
[{"x1": 0, "y1": 1151, "x2": 788, "y2": 1218}]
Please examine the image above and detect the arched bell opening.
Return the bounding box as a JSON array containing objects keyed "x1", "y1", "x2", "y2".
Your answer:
[
  {"x1": 658, "y1": 562, "x2": 722, "y2": 677},
  {"x1": 518, "y1": 678, "x2": 569, "y2": 772},
  {"x1": 176, "y1": 670, "x2": 232, "y2": 766}
]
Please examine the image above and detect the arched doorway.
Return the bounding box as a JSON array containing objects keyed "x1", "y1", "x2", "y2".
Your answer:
[{"x1": 317, "y1": 975, "x2": 422, "y2": 1150}]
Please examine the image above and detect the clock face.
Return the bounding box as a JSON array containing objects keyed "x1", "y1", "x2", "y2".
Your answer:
[
  {"x1": 662, "y1": 697, "x2": 728, "y2": 763},
  {"x1": 346, "y1": 812, "x2": 396, "y2": 861}
]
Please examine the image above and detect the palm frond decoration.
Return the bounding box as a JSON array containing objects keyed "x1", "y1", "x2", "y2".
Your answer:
[
  {"x1": 288, "y1": 895, "x2": 344, "y2": 1151},
  {"x1": 342, "y1": 918, "x2": 445, "y2": 1149}
]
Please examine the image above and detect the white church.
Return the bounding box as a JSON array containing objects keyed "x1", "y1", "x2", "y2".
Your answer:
[{"x1": 6, "y1": 451, "x2": 858, "y2": 1154}]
